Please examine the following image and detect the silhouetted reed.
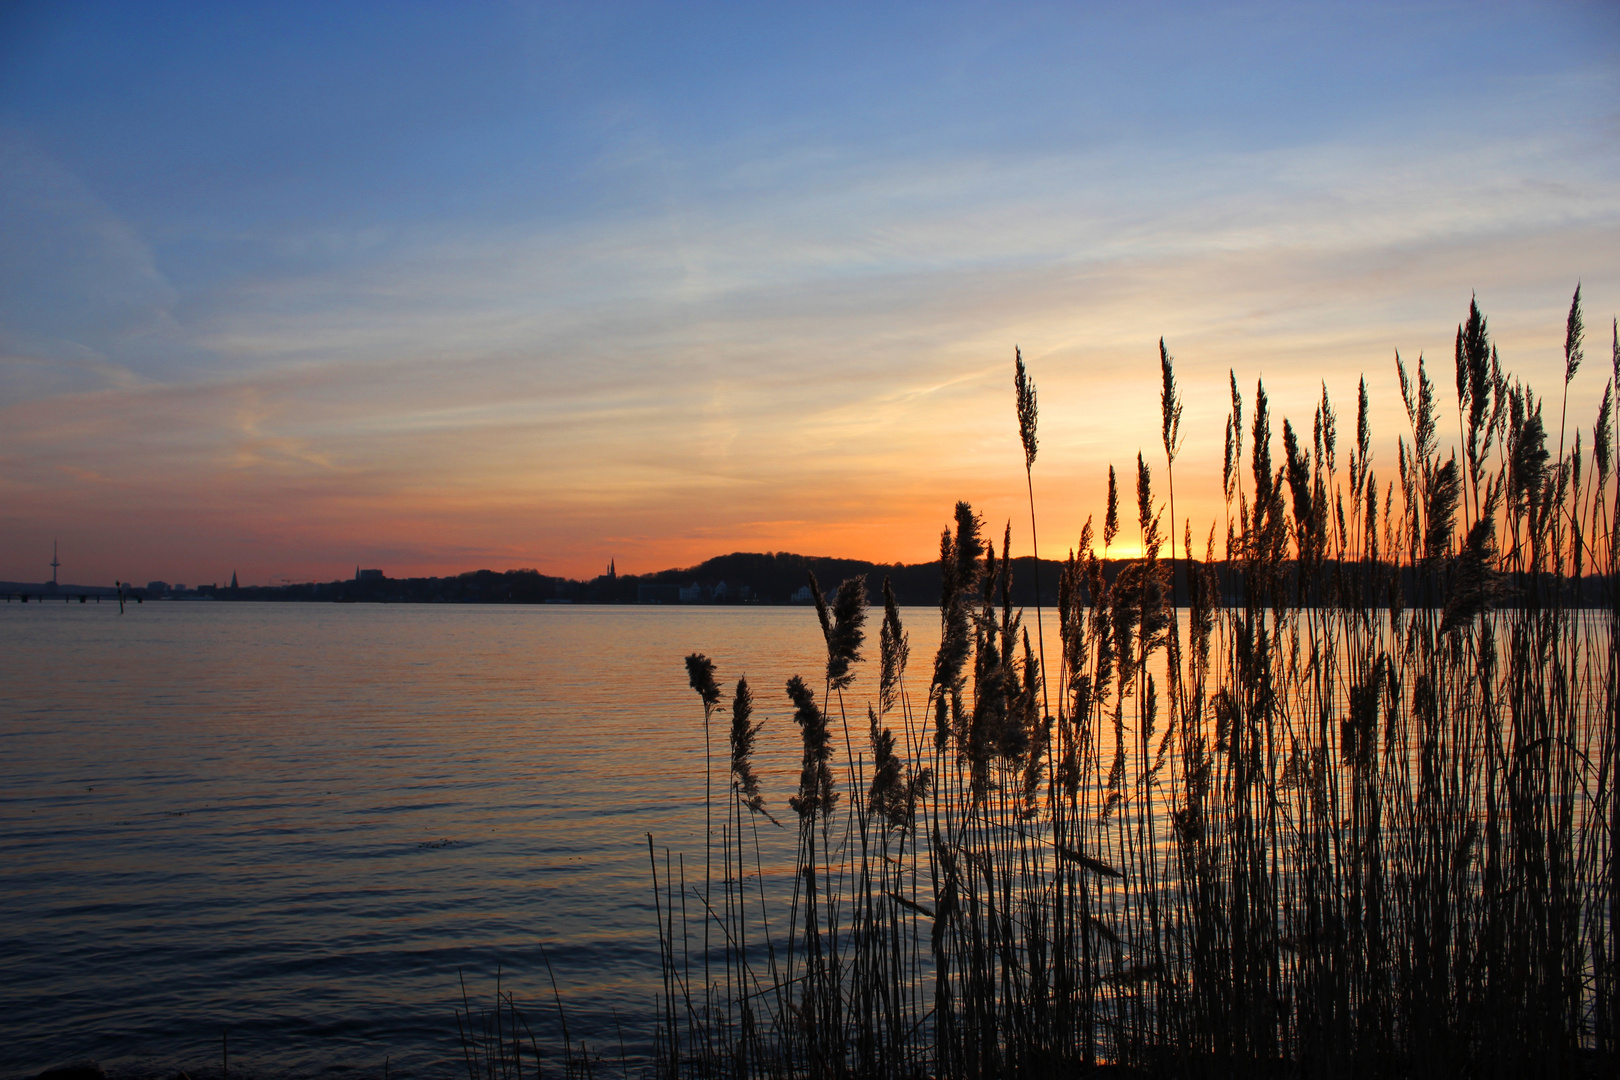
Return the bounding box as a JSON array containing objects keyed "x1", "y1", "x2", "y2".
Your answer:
[
  {"x1": 1016, "y1": 346, "x2": 1052, "y2": 725},
  {"x1": 455, "y1": 968, "x2": 558, "y2": 1080},
  {"x1": 647, "y1": 289, "x2": 1617, "y2": 1079}
]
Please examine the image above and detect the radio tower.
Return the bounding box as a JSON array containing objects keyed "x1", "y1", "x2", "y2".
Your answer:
[{"x1": 50, "y1": 540, "x2": 61, "y2": 586}]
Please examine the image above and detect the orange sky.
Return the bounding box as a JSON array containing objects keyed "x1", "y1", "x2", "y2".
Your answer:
[{"x1": 5, "y1": 264, "x2": 1613, "y2": 586}]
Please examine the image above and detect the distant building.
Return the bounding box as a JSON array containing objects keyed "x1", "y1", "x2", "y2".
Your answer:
[
  {"x1": 711, "y1": 580, "x2": 729, "y2": 601},
  {"x1": 791, "y1": 584, "x2": 813, "y2": 602},
  {"x1": 357, "y1": 569, "x2": 384, "y2": 581},
  {"x1": 678, "y1": 581, "x2": 705, "y2": 603},
  {"x1": 147, "y1": 581, "x2": 171, "y2": 595}
]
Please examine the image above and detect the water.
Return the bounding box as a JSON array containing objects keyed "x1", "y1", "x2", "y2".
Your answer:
[
  {"x1": 1, "y1": 603, "x2": 935, "y2": 1079},
  {"x1": 16, "y1": 599, "x2": 1604, "y2": 1077}
]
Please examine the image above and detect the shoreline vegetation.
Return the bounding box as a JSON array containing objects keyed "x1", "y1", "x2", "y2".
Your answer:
[{"x1": 631, "y1": 292, "x2": 1616, "y2": 1078}]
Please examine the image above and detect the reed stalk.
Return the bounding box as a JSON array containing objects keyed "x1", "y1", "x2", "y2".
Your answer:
[{"x1": 638, "y1": 290, "x2": 1617, "y2": 1079}]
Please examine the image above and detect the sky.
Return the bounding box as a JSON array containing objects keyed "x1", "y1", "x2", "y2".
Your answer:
[{"x1": 1, "y1": 1, "x2": 1618, "y2": 586}]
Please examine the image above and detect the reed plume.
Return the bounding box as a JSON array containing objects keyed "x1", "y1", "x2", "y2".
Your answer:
[
  {"x1": 878, "y1": 576, "x2": 908, "y2": 719},
  {"x1": 685, "y1": 653, "x2": 721, "y2": 711},
  {"x1": 787, "y1": 675, "x2": 838, "y2": 821},
  {"x1": 1104, "y1": 466, "x2": 1120, "y2": 553},
  {"x1": 867, "y1": 703, "x2": 928, "y2": 832},
  {"x1": 812, "y1": 573, "x2": 869, "y2": 693},
  {"x1": 931, "y1": 502, "x2": 983, "y2": 749},
  {"x1": 729, "y1": 677, "x2": 777, "y2": 825}
]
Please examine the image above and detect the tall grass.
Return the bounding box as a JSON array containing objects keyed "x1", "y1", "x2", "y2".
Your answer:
[{"x1": 654, "y1": 291, "x2": 1617, "y2": 1078}]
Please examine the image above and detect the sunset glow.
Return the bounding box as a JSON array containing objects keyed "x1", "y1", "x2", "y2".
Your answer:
[{"x1": 2, "y1": 2, "x2": 1617, "y2": 584}]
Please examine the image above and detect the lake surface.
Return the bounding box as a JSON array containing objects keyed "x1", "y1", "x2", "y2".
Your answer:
[{"x1": 2, "y1": 602, "x2": 952, "y2": 1080}]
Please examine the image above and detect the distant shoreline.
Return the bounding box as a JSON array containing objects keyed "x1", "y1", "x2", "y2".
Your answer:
[{"x1": 7, "y1": 550, "x2": 1616, "y2": 610}]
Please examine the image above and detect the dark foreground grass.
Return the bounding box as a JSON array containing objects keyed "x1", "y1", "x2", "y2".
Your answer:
[{"x1": 627, "y1": 293, "x2": 1618, "y2": 1079}]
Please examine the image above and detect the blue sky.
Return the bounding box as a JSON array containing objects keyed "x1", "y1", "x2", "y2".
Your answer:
[{"x1": 2, "y1": 1, "x2": 1617, "y2": 583}]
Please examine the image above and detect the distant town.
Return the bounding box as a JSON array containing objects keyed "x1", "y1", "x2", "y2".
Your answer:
[
  {"x1": 2, "y1": 551, "x2": 1063, "y2": 607},
  {"x1": 170, "y1": 553, "x2": 987, "y2": 607}
]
